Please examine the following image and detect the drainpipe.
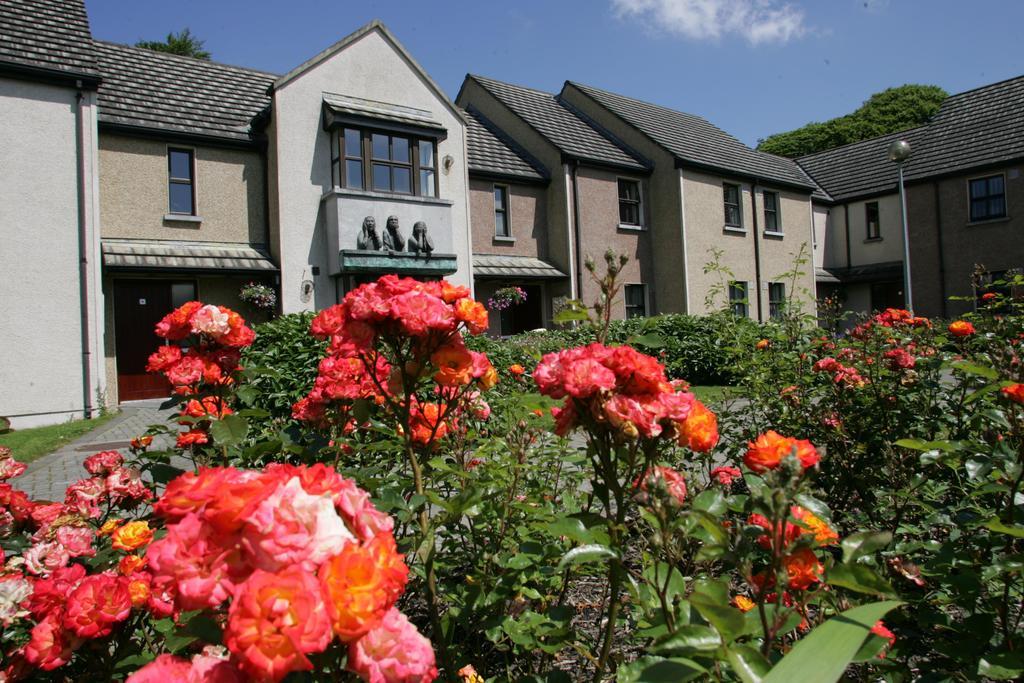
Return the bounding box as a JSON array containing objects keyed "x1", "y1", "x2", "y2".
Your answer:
[
  {"x1": 750, "y1": 181, "x2": 764, "y2": 321},
  {"x1": 843, "y1": 204, "x2": 851, "y2": 268},
  {"x1": 933, "y1": 181, "x2": 948, "y2": 316},
  {"x1": 75, "y1": 85, "x2": 94, "y2": 419},
  {"x1": 570, "y1": 160, "x2": 583, "y2": 300}
]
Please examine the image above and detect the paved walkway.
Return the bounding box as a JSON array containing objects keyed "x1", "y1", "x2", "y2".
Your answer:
[{"x1": 13, "y1": 399, "x2": 176, "y2": 501}]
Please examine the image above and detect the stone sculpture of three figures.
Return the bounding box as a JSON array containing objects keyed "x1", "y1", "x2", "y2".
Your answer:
[{"x1": 356, "y1": 215, "x2": 434, "y2": 255}]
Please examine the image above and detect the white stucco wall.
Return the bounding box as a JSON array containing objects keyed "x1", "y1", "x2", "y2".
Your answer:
[
  {"x1": 0, "y1": 79, "x2": 105, "y2": 428},
  {"x1": 269, "y1": 27, "x2": 472, "y2": 312}
]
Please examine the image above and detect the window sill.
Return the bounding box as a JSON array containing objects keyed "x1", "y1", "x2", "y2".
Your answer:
[
  {"x1": 723, "y1": 226, "x2": 746, "y2": 234},
  {"x1": 864, "y1": 237, "x2": 883, "y2": 243},
  {"x1": 492, "y1": 236, "x2": 516, "y2": 244},
  {"x1": 967, "y1": 216, "x2": 1011, "y2": 227},
  {"x1": 322, "y1": 186, "x2": 454, "y2": 206},
  {"x1": 164, "y1": 214, "x2": 202, "y2": 224},
  {"x1": 618, "y1": 223, "x2": 645, "y2": 232},
  {"x1": 763, "y1": 230, "x2": 784, "y2": 239}
]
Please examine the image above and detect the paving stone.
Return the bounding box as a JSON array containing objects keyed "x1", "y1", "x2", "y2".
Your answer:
[{"x1": 12, "y1": 399, "x2": 177, "y2": 501}]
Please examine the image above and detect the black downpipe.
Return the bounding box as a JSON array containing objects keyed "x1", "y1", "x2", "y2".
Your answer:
[
  {"x1": 933, "y1": 182, "x2": 948, "y2": 317},
  {"x1": 843, "y1": 203, "x2": 851, "y2": 269},
  {"x1": 570, "y1": 161, "x2": 583, "y2": 299},
  {"x1": 75, "y1": 86, "x2": 93, "y2": 419},
  {"x1": 750, "y1": 182, "x2": 764, "y2": 321}
]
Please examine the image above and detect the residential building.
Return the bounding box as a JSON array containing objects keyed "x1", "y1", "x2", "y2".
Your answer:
[
  {"x1": 0, "y1": 0, "x2": 105, "y2": 427},
  {"x1": 799, "y1": 75, "x2": 1024, "y2": 319}
]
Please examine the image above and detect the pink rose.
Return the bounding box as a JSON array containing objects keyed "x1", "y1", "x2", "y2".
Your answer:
[{"x1": 348, "y1": 608, "x2": 438, "y2": 683}]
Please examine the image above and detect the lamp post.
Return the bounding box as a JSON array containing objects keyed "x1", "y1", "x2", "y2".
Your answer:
[{"x1": 888, "y1": 139, "x2": 913, "y2": 312}]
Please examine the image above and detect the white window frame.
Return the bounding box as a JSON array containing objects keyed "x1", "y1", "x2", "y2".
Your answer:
[
  {"x1": 762, "y1": 190, "x2": 783, "y2": 236},
  {"x1": 728, "y1": 280, "x2": 749, "y2": 317},
  {"x1": 723, "y1": 182, "x2": 744, "y2": 232},
  {"x1": 617, "y1": 177, "x2": 645, "y2": 231},
  {"x1": 967, "y1": 172, "x2": 1008, "y2": 224},
  {"x1": 493, "y1": 184, "x2": 513, "y2": 240},
  {"x1": 165, "y1": 145, "x2": 200, "y2": 222}
]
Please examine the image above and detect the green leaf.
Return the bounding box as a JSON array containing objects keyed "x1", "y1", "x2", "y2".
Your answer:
[
  {"x1": 841, "y1": 530, "x2": 892, "y2": 563},
  {"x1": 952, "y1": 361, "x2": 998, "y2": 380},
  {"x1": 985, "y1": 518, "x2": 1024, "y2": 538},
  {"x1": 692, "y1": 488, "x2": 726, "y2": 516},
  {"x1": 617, "y1": 656, "x2": 707, "y2": 682},
  {"x1": 690, "y1": 593, "x2": 745, "y2": 643},
  {"x1": 546, "y1": 517, "x2": 595, "y2": 544},
  {"x1": 557, "y1": 544, "x2": 616, "y2": 570},
  {"x1": 209, "y1": 414, "x2": 249, "y2": 446},
  {"x1": 894, "y1": 438, "x2": 956, "y2": 452},
  {"x1": 727, "y1": 645, "x2": 771, "y2": 683},
  {"x1": 630, "y1": 333, "x2": 666, "y2": 349},
  {"x1": 149, "y1": 463, "x2": 186, "y2": 484},
  {"x1": 653, "y1": 625, "x2": 721, "y2": 654},
  {"x1": 553, "y1": 306, "x2": 590, "y2": 324},
  {"x1": 762, "y1": 601, "x2": 902, "y2": 683},
  {"x1": 978, "y1": 652, "x2": 1024, "y2": 680},
  {"x1": 827, "y1": 564, "x2": 897, "y2": 597}
]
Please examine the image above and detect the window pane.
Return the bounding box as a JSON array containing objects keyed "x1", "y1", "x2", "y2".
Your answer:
[
  {"x1": 345, "y1": 160, "x2": 363, "y2": 189},
  {"x1": 620, "y1": 202, "x2": 639, "y2": 225},
  {"x1": 420, "y1": 170, "x2": 435, "y2": 197},
  {"x1": 970, "y1": 179, "x2": 987, "y2": 198},
  {"x1": 989, "y1": 175, "x2": 1004, "y2": 194},
  {"x1": 393, "y1": 167, "x2": 411, "y2": 193},
  {"x1": 494, "y1": 187, "x2": 506, "y2": 210},
  {"x1": 372, "y1": 163, "x2": 391, "y2": 191},
  {"x1": 724, "y1": 184, "x2": 738, "y2": 204},
  {"x1": 169, "y1": 150, "x2": 192, "y2": 180},
  {"x1": 765, "y1": 211, "x2": 778, "y2": 231},
  {"x1": 990, "y1": 197, "x2": 1006, "y2": 217},
  {"x1": 495, "y1": 212, "x2": 508, "y2": 237},
  {"x1": 372, "y1": 134, "x2": 389, "y2": 160},
  {"x1": 972, "y1": 199, "x2": 987, "y2": 220},
  {"x1": 725, "y1": 205, "x2": 740, "y2": 226},
  {"x1": 169, "y1": 183, "x2": 193, "y2": 214},
  {"x1": 392, "y1": 137, "x2": 410, "y2": 163},
  {"x1": 344, "y1": 129, "x2": 361, "y2": 158},
  {"x1": 420, "y1": 141, "x2": 435, "y2": 169},
  {"x1": 763, "y1": 192, "x2": 776, "y2": 211},
  {"x1": 618, "y1": 179, "x2": 639, "y2": 201},
  {"x1": 171, "y1": 282, "x2": 196, "y2": 308}
]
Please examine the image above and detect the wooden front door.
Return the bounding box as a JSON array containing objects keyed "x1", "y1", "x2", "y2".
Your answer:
[{"x1": 114, "y1": 280, "x2": 174, "y2": 401}]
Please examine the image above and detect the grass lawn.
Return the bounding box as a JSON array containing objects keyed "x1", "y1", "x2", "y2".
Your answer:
[
  {"x1": 690, "y1": 385, "x2": 734, "y2": 404},
  {"x1": 0, "y1": 412, "x2": 117, "y2": 464}
]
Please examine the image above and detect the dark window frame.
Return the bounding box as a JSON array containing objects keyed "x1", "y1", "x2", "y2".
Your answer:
[
  {"x1": 494, "y1": 184, "x2": 510, "y2": 238},
  {"x1": 763, "y1": 190, "x2": 781, "y2": 233},
  {"x1": 865, "y1": 201, "x2": 881, "y2": 240},
  {"x1": 167, "y1": 147, "x2": 196, "y2": 215},
  {"x1": 728, "y1": 281, "x2": 748, "y2": 318},
  {"x1": 624, "y1": 284, "x2": 647, "y2": 319},
  {"x1": 969, "y1": 173, "x2": 1007, "y2": 222},
  {"x1": 768, "y1": 282, "x2": 786, "y2": 320},
  {"x1": 723, "y1": 182, "x2": 742, "y2": 228},
  {"x1": 617, "y1": 178, "x2": 643, "y2": 227},
  {"x1": 336, "y1": 127, "x2": 440, "y2": 198}
]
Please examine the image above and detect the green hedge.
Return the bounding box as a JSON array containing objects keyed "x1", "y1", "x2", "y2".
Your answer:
[
  {"x1": 466, "y1": 313, "x2": 763, "y2": 387},
  {"x1": 241, "y1": 312, "x2": 326, "y2": 424}
]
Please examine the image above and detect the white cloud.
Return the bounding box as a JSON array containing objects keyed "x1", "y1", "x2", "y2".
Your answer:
[{"x1": 611, "y1": 0, "x2": 809, "y2": 46}]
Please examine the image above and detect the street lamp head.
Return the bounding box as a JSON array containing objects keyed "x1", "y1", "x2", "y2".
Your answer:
[{"x1": 888, "y1": 139, "x2": 912, "y2": 164}]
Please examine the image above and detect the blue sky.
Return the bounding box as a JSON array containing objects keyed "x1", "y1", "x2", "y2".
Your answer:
[{"x1": 84, "y1": 0, "x2": 1024, "y2": 147}]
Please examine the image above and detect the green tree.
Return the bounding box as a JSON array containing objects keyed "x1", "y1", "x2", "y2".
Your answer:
[
  {"x1": 757, "y1": 84, "x2": 947, "y2": 158},
  {"x1": 135, "y1": 28, "x2": 211, "y2": 60}
]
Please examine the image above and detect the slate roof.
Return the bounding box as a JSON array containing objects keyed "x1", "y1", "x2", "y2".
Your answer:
[
  {"x1": 566, "y1": 81, "x2": 816, "y2": 192},
  {"x1": 94, "y1": 41, "x2": 275, "y2": 142},
  {"x1": 0, "y1": 0, "x2": 100, "y2": 79},
  {"x1": 102, "y1": 239, "x2": 277, "y2": 273},
  {"x1": 462, "y1": 107, "x2": 547, "y2": 182},
  {"x1": 472, "y1": 254, "x2": 567, "y2": 279},
  {"x1": 467, "y1": 75, "x2": 647, "y2": 171},
  {"x1": 797, "y1": 75, "x2": 1024, "y2": 201}
]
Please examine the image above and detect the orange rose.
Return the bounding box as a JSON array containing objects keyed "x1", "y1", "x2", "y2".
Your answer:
[
  {"x1": 733, "y1": 595, "x2": 756, "y2": 612},
  {"x1": 319, "y1": 534, "x2": 409, "y2": 642},
  {"x1": 431, "y1": 344, "x2": 474, "y2": 387},
  {"x1": 130, "y1": 435, "x2": 153, "y2": 450},
  {"x1": 783, "y1": 547, "x2": 823, "y2": 590},
  {"x1": 97, "y1": 518, "x2": 124, "y2": 537},
  {"x1": 948, "y1": 320, "x2": 975, "y2": 337},
  {"x1": 128, "y1": 579, "x2": 151, "y2": 607},
  {"x1": 756, "y1": 339, "x2": 770, "y2": 350},
  {"x1": 1001, "y1": 383, "x2": 1024, "y2": 405},
  {"x1": 111, "y1": 521, "x2": 154, "y2": 552},
  {"x1": 454, "y1": 298, "x2": 488, "y2": 335},
  {"x1": 744, "y1": 430, "x2": 820, "y2": 473},
  {"x1": 509, "y1": 364, "x2": 526, "y2": 376},
  {"x1": 790, "y1": 506, "x2": 838, "y2": 545},
  {"x1": 677, "y1": 400, "x2": 719, "y2": 453},
  {"x1": 118, "y1": 554, "x2": 146, "y2": 575}
]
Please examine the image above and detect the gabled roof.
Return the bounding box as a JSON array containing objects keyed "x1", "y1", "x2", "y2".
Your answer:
[
  {"x1": 0, "y1": 0, "x2": 100, "y2": 82},
  {"x1": 273, "y1": 20, "x2": 464, "y2": 124},
  {"x1": 462, "y1": 106, "x2": 547, "y2": 182},
  {"x1": 94, "y1": 41, "x2": 275, "y2": 143},
  {"x1": 465, "y1": 75, "x2": 648, "y2": 172},
  {"x1": 798, "y1": 74, "x2": 1024, "y2": 202},
  {"x1": 566, "y1": 81, "x2": 815, "y2": 192}
]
